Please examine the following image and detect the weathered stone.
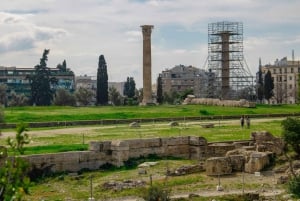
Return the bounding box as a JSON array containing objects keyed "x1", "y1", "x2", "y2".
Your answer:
[
  {"x1": 168, "y1": 163, "x2": 205, "y2": 176},
  {"x1": 183, "y1": 97, "x2": 255, "y2": 108},
  {"x1": 129, "y1": 122, "x2": 140, "y2": 128},
  {"x1": 89, "y1": 141, "x2": 111, "y2": 152},
  {"x1": 274, "y1": 164, "x2": 289, "y2": 173},
  {"x1": 228, "y1": 155, "x2": 245, "y2": 171},
  {"x1": 102, "y1": 179, "x2": 146, "y2": 190},
  {"x1": 138, "y1": 168, "x2": 147, "y2": 175},
  {"x1": 244, "y1": 152, "x2": 270, "y2": 173},
  {"x1": 201, "y1": 123, "x2": 214, "y2": 128},
  {"x1": 161, "y1": 136, "x2": 189, "y2": 146},
  {"x1": 251, "y1": 131, "x2": 285, "y2": 155},
  {"x1": 277, "y1": 175, "x2": 289, "y2": 184},
  {"x1": 168, "y1": 121, "x2": 179, "y2": 127},
  {"x1": 207, "y1": 143, "x2": 235, "y2": 157},
  {"x1": 206, "y1": 157, "x2": 232, "y2": 176},
  {"x1": 189, "y1": 136, "x2": 207, "y2": 146}
]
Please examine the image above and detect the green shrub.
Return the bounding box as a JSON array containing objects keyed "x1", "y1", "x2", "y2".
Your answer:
[
  {"x1": 143, "y1": 185, "x2": 171, "y2": 201},
  {"x1": 288, "y1": 175, "x2": 300, "y2": 198},
  {"x1": 199, "y1": 109, "x2": 209, "y2": 115}
]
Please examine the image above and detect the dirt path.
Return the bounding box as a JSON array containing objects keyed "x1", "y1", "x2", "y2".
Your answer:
[{"x1": 0, "y1": 117, "x2": 285, "y2": 138}]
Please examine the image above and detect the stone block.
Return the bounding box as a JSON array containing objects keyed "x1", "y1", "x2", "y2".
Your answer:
[
  {"x1": 244, "y1": 152, "x2": 270, "y2": 173},
  {"x1": 161, "y1": 136, "x2": 189, "y2": 146},
  {"x1": 127, "y1": 138, "x2": 161, "y2": 149},
  {"x1": 228, "y1": 155, "x2": 245, "y2": 171},
  {"x1": 89, "y1": 141, "x2": 111, "y2": 152},
  {"x1": 189, "y1": 136, "x2": 207, "y2": 146},
  {"x1": 111, "y1": 140, "x2": 129, "y2": 151},
  {"x1": 166, "y1": 145, "x2": 190, "y2": 157},
  {"x1": 206, "y1": 157, "x2": 232, "y2": 176}
]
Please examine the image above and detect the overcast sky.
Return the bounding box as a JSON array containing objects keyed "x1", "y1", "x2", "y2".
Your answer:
[{"x1": 1, "y1": 0, "x2": 300, "y2": 87}]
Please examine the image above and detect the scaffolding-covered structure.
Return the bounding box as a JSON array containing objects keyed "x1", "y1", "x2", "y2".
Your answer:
[{"x1": 207, "y1": 21, "x2": 254, "y2": 100}]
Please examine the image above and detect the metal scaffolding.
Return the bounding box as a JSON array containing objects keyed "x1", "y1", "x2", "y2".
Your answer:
[{"x1": 207, "y1": 21, "x2": 254, "y2": 100}]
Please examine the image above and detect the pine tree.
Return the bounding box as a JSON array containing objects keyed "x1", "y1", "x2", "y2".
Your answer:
[
  {"x1": 96, "y1": 55, "x2": 108, "y2": 105},
  {"x1": 264, "y1": 70, "x2": 274, "y2": 104},
  {"x1": 29, "y1": 49, "x2": 57, "y2": 106}
]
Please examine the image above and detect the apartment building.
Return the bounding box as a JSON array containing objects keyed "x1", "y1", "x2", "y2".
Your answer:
[
  {"x1": 0, "y1": 66, "x2": 75, "y2": 100},
  {"x1": 159, "y1": 64, "x2": 215, "y2": 97},
  {"x1": 260, "y1": 57, "x2": 300, "y2": 104}
]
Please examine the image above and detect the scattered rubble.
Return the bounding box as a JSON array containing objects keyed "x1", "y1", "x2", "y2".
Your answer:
[{"x1": 102, "y1": 180, "x2": 146, "y2": 191}]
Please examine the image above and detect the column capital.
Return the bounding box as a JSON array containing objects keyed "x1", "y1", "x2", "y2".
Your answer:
[{"x1": 141, "y1": 25, "x2": 154, "y2": 37}]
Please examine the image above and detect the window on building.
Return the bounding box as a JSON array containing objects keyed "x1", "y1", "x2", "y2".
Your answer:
[
  {"x1": 284, "y1": 68, "x2": 287, "y2": 73},
  {"x1": 291, "y1": 68, "x2": 294, "y2": 73},
  {"x1": 279, "y1": 68, "x2": 282, "y2": 73},
  {"x1": 7, "y1": 71, "x2": 13, "y2": 75},
  {"x1": 273, "y1": 69, "x2": 276, "y2": 74},
  {"x1": 290, "y1": 84, "x2": 293, "y2": 89}
]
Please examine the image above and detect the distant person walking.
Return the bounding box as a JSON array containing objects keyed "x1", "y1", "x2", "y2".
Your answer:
[
  {"x1": 240, "y1": 116, "x2": 244, "y2": 128},
  {"x1": 246, "y1": 116, "x2": 250, "y2": 128}
]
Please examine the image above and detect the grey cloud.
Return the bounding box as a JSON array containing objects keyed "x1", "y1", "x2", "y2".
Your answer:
[
  {"x1": 3, "y1": 9, "x2": 48, "y2": 15},
  {"x1": 0, "y1": 34, "x2": 35, "y2": 53}
]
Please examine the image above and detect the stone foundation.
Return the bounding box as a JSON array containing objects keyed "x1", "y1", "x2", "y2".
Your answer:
[{"x1": 1, "y1": 135, "x2": 278, "y2": 175}]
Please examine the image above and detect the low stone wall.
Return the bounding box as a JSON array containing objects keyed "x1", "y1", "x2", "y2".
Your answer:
[
  {"x1": 21, "y1": 151, "x2": 109, "y2": 173},
  {"x1": 4, "y1": 136, "x2": 255, "y2": 174},
  {"x1": 90, "y1": 136, "x2": 208, "y2": 166}
]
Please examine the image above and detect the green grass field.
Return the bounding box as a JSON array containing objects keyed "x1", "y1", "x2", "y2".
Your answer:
[
  {"x1": 0, "y1": 105, "x2": 292, "y2": 200},
  {"x1": 2, "y1": 119, "x2": 283, "y2": 155},
  {"x1": 3, "y1": 104, "x2": 300, "y2": 123}
]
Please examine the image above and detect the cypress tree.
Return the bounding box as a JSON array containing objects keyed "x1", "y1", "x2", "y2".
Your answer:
[
  {"x1": 156, "y1": 74, "x2": 163, "y2": 104},
  {"x1": 264, "y1": 70, "x2": 274, "y2": 104},
  {"x1": 96, "y1": 55, "x2": 108, "y2": 105},
  {"x1": 257, "y1": 66, "x2": 264, "y2": 103}
]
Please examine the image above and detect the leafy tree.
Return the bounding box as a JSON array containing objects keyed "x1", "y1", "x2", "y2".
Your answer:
[
  {"x1": 0, "y1": 108, "x2": 3, "y2": 123},
  {"x1": 28, "y1": 49, "x2": 57, "y2": 106},
  {"x1": 263, "y1": 70, "x2": 274, "y2": 104},
  {"x1": 282, "y1": 117, "x2": 300, "y2": 156},
  {"x1": 108, "y1": 86, "x2": 123, "y2": 106},
  {"x1": 8, "y1": 92, "x2": 29, "y2": 107},
  {"x1": 298, "y1": 73, "x2": 300, "y2": 104},
  {"x1": 75, "y1": 87, "x2": 94, "y2": 106},
  {"x1": 156, "y1": 75, "x2": 163, "y2": 104},
  {"x1": 0, "y1": 84, "x2": 7, "y2": 106},
  {"x1": 53, "y1": 88, "x2": 76, "y2": 106},
  {"x1": 0, "y1": 124, "x2": 31, "y2": 200},
  {"x1": 96, "y1": 55, "x2": 108, "y2": 105},
  {"x1": 282, "y1": 117, "x2": 300, "y2": 197},
  {"x1": 7, "y1": 123, "x2": 30, "y2": 155},
  {"x1": 57, "y1": 60, "x2": 67, "y2": 72},
  {"x1": 123, "y1": 77, "x2": 136, "y2": 98},
  {"x1": 163, "y1": 90, "x2": 180, "y2": 104},
  {"x1": 257, "y1": 66, "x2": 264, "y2": 103},
  {"x1": 180, "y1": 88, "x2": 193, "y2": 100}
]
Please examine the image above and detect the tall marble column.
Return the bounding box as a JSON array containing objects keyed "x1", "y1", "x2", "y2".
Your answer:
[{"x1": 141, "y1": 25, "x2": 154, "y2": 105}]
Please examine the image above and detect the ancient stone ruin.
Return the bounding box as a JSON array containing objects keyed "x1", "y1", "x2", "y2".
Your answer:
[
  {"x1": 9, "y1": 131, "x2": 283, "y2": 178},
  {"x1": 183, "y1": 95, "x2": 256, "y2": 108}
]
